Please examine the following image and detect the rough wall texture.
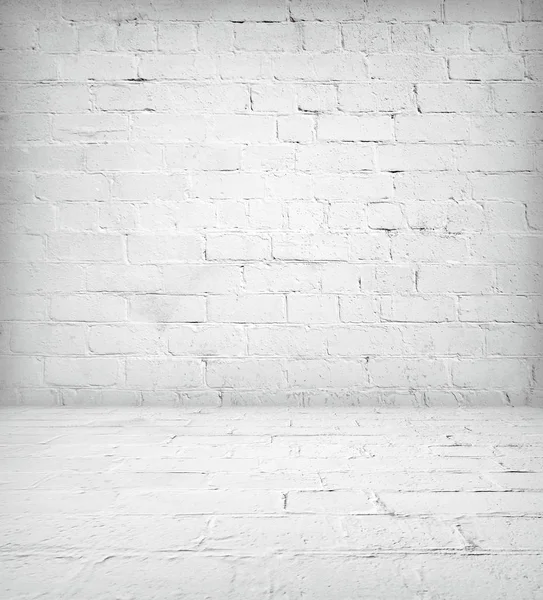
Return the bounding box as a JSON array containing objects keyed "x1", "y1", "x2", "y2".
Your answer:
[{"x1": 0, "y1": 0, "x2": 542, "y2": 407}]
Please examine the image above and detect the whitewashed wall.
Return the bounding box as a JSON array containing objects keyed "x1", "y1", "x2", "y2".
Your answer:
[{"x1": 0, "y1": 0, "x2": 542, "y2": 406}]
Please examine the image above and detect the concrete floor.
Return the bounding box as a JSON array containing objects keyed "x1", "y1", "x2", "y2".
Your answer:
[{"x1": 1, "y1": 407, "x2": 543, "y2": 600}]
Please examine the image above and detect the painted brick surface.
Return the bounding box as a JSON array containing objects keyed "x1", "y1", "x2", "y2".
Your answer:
[{"x1": 0, "y1": 0, "x2": 542, "y2": 406}]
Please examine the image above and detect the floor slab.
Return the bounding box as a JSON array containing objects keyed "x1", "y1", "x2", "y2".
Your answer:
[{"x1": 1, "y1": 407, "x2": 543, "y2": 599}]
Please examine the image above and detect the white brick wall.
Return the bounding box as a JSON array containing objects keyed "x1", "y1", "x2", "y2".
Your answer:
[{"x1": 0, "y1": 0, "x2": 541, "y2": 407}]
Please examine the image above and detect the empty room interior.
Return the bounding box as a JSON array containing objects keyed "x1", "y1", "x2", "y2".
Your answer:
[{"x1": 1, "y1": 0, "x2": 543, "y2": 597}]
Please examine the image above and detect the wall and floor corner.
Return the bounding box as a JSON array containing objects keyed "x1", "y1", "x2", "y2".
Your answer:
[{"x1": 0, "y1": 0, "x2": 542, "y2": 407}]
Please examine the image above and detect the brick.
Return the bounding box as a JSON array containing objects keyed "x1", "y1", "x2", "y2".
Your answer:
[
  {"x1": 6, "y1": 83, "x2": 89, "y2": 113},
  {"x1": 338, "y1": 81, "x2": 415, "y2": 112},
  {"x1": 86, "y1": 144, "x2": 162, "y2": 172},
  {"x1": 374, "y1": 265, "x2": 415, "y2": 294},
  {"x1": 314, "y1": 173, "x2": 393, "y2": 200},
  {"x1": 242, "y1": 146, "x2": 295, "y2": 171},
  {"x1": 0, "y1": 234, "x2": 45, "y2": 262},
  {"x1": 0, "y1": 145, "x2": 85, "y2": 171},
  {"x1": 493, "y1": 83, "x2": 543, "y2": 113},
  {"x1": 382, "y1": 296, "x2": 455, "y2": 322},
  {"x1": 277, "y1": 115, "x2": 313, "y2": 143},
  {"x1": 290, "y1": 0, "x2": 366, "y2": 20},
  {"x1": 288, "y1": 294, "x2": 338, "y2": 324},
  {"x1": 457, "y1": 146, "x2": 533, "y2": 171},
  {"x1": 38, "y1": 22, "x2": 77, "y2": 53},
  {"x1": 45, "y1": 358, "x2": 121, "y2": 386},
  {"x1": 342, "y1": 23, "x2": 390, "y2": 52},
  {"x1": 471, "y1": 173, "x2": 541, "y2": 202},
  {"x1": 164, "y1": 265, "x2": 243, "y2": 294},
  {"x1": 329, "y1": 204, "x2": 367, "y2": 230},
  {"x1": 367, "y1": 203, "x2": 404, "y2": 230},
  {"x1": 350, "y1": 232, "x2": 391, "y2": 261},
  {"x1": 95, "y1": 83, "x2": 249, "y2": 113},
  {"x1": 508, "y1": 23, "x2": 543, "y2": 51},
  {"x1": 0, "y1": 264, "x2": 86, "y2": 294},
  {"x1": 303, "y1": 23, "x2": 340, "y2": 52},
  {"x1": 119, "y1": 22, "x2": 158, "y2": 51},
  {"x1": 417, "y1": 83, "x2": 493, "y2": 112},
  {"x1": 211, "y1": 0, "x2": 287, "y2": 21},
  {"x1": 395, "y1": 114, "x2": 470, "y2": 142},
  {"x1": 287, "y1": 202, "x2": 324, "y2": 231},
  {"x1": 486, "y1": 325, "x2": 543, "y2": 356},
  {"x1": 138, "y1": 55, "x2": 215, "y2": 80},
  {"x1": 47, "y1": 233, "x2": 123, "y2": 263},
  {"x1": 368, "y1": 0, "x2": 442, "y2": 21},
  {"x1": 392, "y1": 24, "x2": 430, "y2": 53},
  {"x1": 340, "y1": 296, "x2": 379, "y2": 323},
  {"x1": 452, "y1": 359, "x2": 530, "y2": 388},
  {"x1": 469, "y1": 234, "x2": 543, "y2": 264},
  {"x1": 273, "y1": 233, "x2": 349, "y2": 261},
  {"x1": 526, "y1": 55, "x2": 543, "y2": 81},
  {"x1": 127, "y1": 234, "x2": 203, "y2": 263},
  {"x1": 417, "y1": 265, "x2": 494, "y2": 293},
  {"x1": 100, "y1": 204, "x2": 138, "y2": 231},
  {"x1": 327, "y1": 326, "x2": 404, "y2": 356},
  {"x1": 248, "y1": 326, "x2": 327, "y2": 357},
  {"x1": 0, "y1": 52, "x2": 56, "y2": 81},
  {"x1": 235, "y1": 23, "x2": 299, "y2": 52},
  {"x1": 381, "y1": 492, "x2": 542, "y2": 515},
  {"x1": 197, "y1": 23, "x2": 234, "y2": 52},
  {"x1": 459, "y1": 517, "x2": 543, "y2": 550},
  {"x1": 129, "y1": 295, "x2": 205, "y2": 323},
  {"x1": 132, "y1": 114, "x2": 206, "y2": 142},
  {"x1": 87, "y1": 265, "x2": 162, "y2": 293},
  {"x1": 317, "y1": 115, "x2": 393, "y2": 142},
  {"x1": 78, "y1": 23, "x2": 116, "y2": 51},
  {"x1": 170, "y1": 146, "x2": 239, "y2": 172},
  {"x1": 88, "y1": 325, "x2": 167, "y2": 355},
  {"x1": 470, "y1": 25, "x2": 508, "y2": 52},
  {"x1": 51, "y1": 294, "x2": 126, "y2": 322},
  {"x1": 36, "y1": 173, "x2": 108, "y2": 202},
  {"x1": 11, "y1": 324, "x2": 85, "y2": 355},
  {"x1": 0, "y1": 114, "x2": 50, "y2": 143},
  {"x1": 379, "y1": 144, "x2": 455, "y2": 171},
  {"x1": 0, "y1": 294, "x2": 47, "y2": 321},
  {"x1": 53, "y1": 113, "x2": 128, "y2": 142},
  {"x1": 371, "y1": 55, "x2": 447, "y2": 81},
  {"x1": 459, "y1": 296, "x2": 539, "y2": 323},
  {"x1": 369, "y1": 359, "x2": 449, "y2": 388},
  {"x1": 191, "y1": 172, "x2": 265, "y2": 198},
  {"x1": 0, "y1": 24, "x2": 37, "y2": 50},
  {"x1": 288, "y1": 359, "x2": 367, "y2": 388},
  {"x1": 59, "y1": 54, "x2": 135, "y2": 81},
  {"x1": 208, "y1": 115, "x2": 275, "y2": 144},
  {"x1": 446, "y1": 0, "x2": 519, "y2": 22},
  {"x1": 207, "y1": 234, "x2": 270, "y2": 261},
  {"x1": 58, "y1": 204, "x2": 98, "y2": 231},
  {"x1": 430, "y1": 23, "x2": 468, "y2": 52},
  {"x1": 497, "y1": 265, "x2": 543, "y2": 295},
  {"x1": 244, "y1": 264, "x2": 321, "y2": 293},
  {"x1": 471, "y1": 115, "x2": 543, "y2": 143},
  {"x1": 401, "y1": 324, "x2": 485, "y2": 357},
  {"x1": 450, "y1": 56, "x2": 524, "y2": 81},
  {"x1": 392, "y1": 234, "x2": 468, "y2": 262},
  {"x1": 273, "y1": 54, "x2": 369, "y2": 82},
  {"x1": 297, "y1": 144, "x2": 374, "y2": 172},
  {"x1": 111, "y1": 173, "x2": 187, "y2": 202},
  {"x1": 169, "y1": 325, "x2": 246, "y2": 356},
  {"x1": 322, "y1": 264, "x2": 372, "y2": 294},
  {"x1": 206, "y1": 359, "x2": 286, "y2": 389},
  {"x1": 208, "y1": 295, "x2": 286, "y2": 323},
  {"x1": 126, "y1": 358, "x2": 203, "y2": 389}
]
